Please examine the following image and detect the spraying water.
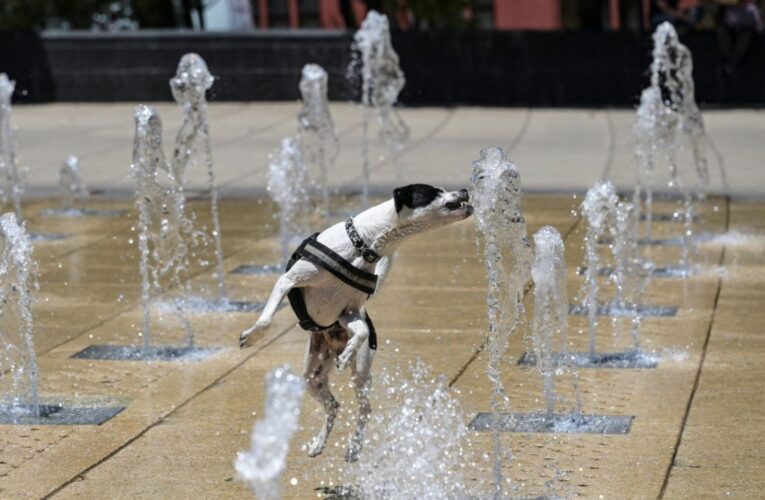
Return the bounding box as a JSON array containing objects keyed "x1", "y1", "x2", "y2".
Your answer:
[
  {"x1": 0, "y1": 74, "x2": 24, "y2": 219},
  {"x1": 470, "y1": 146, "x2": 532, "y2": 497},
  {"x1": 131, "y1": 105, "x2": 196, "y2": 348},
  {"x1": 336, "y1": 360, "x2": 471, "y2": 499},
  {"x1": 351, "y1": 10, "x2": 410, "y2": 207},
  {"x1": 235, "y1": 365, "x2": 305, "y2": 500},
  {"x1": 633, "y1": 22, "x2": 709, "y2": 264},
  {"x1": 530, "y1": 226, "x2": 575, "y2": 420},
  {"x1": 0, "y1": 213, "x2": 39, "y2": 418},
  {"x1": 267, "y1": 137, "x2": 311, "y2": 266},
  {"x1": 298, "y1": 64, "x2": 339, "y2": 217},
  {"x1": 58, "y1": 155, "x2": 89, "y2": 213},
  {"x1": 170, "y1": 53, "x2": 228, "y2": 301},
  {"x1": 580, "y1": 181, "x2": 619, "y2": 357}
]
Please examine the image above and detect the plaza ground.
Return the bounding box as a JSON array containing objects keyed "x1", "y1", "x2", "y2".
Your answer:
[{"x1": 1, "y1": 104, "x2": 764, "y2": 498}]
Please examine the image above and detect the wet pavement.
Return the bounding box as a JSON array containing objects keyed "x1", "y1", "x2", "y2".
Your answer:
[
  {"x1": 1, "y1": 102, "x2": 765, "y2": 497},
  {"x1": 0, "y1": 193, "x2": 762, "y2": 498}
]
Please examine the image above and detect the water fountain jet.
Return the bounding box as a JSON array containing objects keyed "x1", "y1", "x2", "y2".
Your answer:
[
  {"x1": 565, "y1": 182, "x2": 667, "y2": 368},
  {"x1": 171, "y1": 53, "x2": 230, "y2": 305},
  {"x1": 0, "y1": 212, "x2": 123, "y2": 424},
  {"x1": 633, "y1": 22, "x2": 711, "y2": 268},
  {"x1": 235, "y1": 365, "x2": 305, "y2": 500},
  {"x1": 298, "y1": 64, "x2": 339, "y2": 217},
  {"x1": 475, "y1": 226, "x2": 634, "y2": 435},
  {"x1": 72, "y1": 105, "x2": 218, "y2": 362},
  {"x1": 42, "y1": 156, "x2": 127, "y2": 218},
  {"x1": 268, "y1": 136, "x2": 311, "y2": 268},
  {"x1": 0, "y1": 74, "x2": 23, "y2": 220},
  {"x1": 350, "y1": 10, "x2": 409, "y2": 208},
  {"x1": 469, "y1": 146, "x2": 532, "y2": 498}
]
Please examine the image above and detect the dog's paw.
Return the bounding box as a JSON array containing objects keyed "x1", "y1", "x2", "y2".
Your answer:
[
  {"x1": 239, "y1": 322, "x2": 268, "y2": 349},
  {"x1": 345, "y1": 441, "x2": 362, "y2": 463},
  {"x1": 336, "y1": 351, "x2": 353, "y2": 371},
  {"x1": 307, "y1": 436, "x2": 326, "y2": 458}
]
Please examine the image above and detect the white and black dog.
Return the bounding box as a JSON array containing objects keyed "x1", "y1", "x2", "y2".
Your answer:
[{"x1": 239, "y1": 184, "x2": 473, "y2": 461}]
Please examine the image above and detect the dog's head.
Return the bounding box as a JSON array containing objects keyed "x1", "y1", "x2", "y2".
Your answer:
[{"x1": 393, "y1": 184, "x2": 473, "y2": 230}]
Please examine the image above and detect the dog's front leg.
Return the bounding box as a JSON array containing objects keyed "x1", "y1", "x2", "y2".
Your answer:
[
  {"x1": 336, "y1": 311, "x2": 369, "y2": 371},
  {"x1": 239, "y1": 273, "x2": 294, "y2": 348}
]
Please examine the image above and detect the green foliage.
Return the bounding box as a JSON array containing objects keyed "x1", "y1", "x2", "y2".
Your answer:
[
  {"x1": 0, "y1": 0, "x2": 111, "y2": 30},
  {"x1": 0, "y1": 0, "x2": 178, "y2": 30},
  {"x1": 383, "y1": 0, "x2": 473, "y2": 30}
]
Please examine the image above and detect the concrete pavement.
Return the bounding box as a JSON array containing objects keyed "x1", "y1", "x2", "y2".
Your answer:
[{"x1": 11, "y1": 103, "x2": 765, "y2": 198}]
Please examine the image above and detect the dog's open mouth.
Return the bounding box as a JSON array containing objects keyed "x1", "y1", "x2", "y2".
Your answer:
[{"x1": 446, "y1": 200, "x2": 474, "y2": 217}]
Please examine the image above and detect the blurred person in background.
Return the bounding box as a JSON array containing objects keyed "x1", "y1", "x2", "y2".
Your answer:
[
  {"x1": 715, "y1": 0, "x2": 764, "y2": 74},
  {"x1": 650, "y1": 0, "x2": 705, "y2": 32}
]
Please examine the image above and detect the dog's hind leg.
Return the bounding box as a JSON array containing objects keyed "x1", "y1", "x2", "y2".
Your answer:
[
  {"x1": 304, "y1": 332, "x2": 339, "y2": 458},
  {"x1": 346, "y1": 341, "x2": 374, "y2": 463}
]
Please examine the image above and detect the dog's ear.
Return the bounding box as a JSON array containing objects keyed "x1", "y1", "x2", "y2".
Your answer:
[{"x1": 393, "y1": 186, "x2": 410, "y2": 213}]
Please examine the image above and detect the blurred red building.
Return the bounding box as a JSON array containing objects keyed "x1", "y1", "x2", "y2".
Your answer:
[{"x1": 254, "y1": 0, "x2": 700, "y2": 30}]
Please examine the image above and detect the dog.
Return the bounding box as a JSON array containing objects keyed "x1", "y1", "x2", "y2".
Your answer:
[{"x1": 239, "y1": 184, "x2": 473, "y2": 461}]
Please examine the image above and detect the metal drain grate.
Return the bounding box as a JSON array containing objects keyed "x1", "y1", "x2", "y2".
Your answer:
[
  {"x1": 518, "y1": 350, "x2": 658, "y2": 369},
  {"x1": 0, "y1": 404, "x2": 125, "y2": 425},
  {"x1": 468, "y1": 412, "x2": 634, "y2": 434},
  {"x1": 41, "y1": 208, "x2": 128, "y2": 218},
  {"x1": 231, "y1": 264, "x2": 283, "y2": 276},
  {"x1": 569, "y1": 303, "x2": 678, "y2": 317},
  {"x1": 71, "y1": 345, "x2": 219, "y2": 362},
  {"x1": 177, "y1": 299, "x2": 274, "y2": 314},
  {"x1": 579, "y1": 266, "x2": 693, "y2": 278},
  {"x1": 29, "y1": 232, "x2": 70, "y2": 242}
]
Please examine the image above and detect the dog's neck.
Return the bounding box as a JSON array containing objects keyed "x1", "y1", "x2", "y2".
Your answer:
[{"x1": 351, "y1": 200, "x2": 419, "y2": 257}]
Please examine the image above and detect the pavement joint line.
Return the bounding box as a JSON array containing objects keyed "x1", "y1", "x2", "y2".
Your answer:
[
  {"x1": 35, "y1": 218, "x2": 277, "y2": 357},
  {"x1": 506, "y1": 108, "x2": 532, "y2": 154},
  {"x1": 448, "y1": 211, "x2": 582, "y2": 388},
  {"x1": 215, "y1": 117, "x2": 362, "y2": 192},
  {"x1": 44, "y1": 322, "x2": 297, "y2": 499},
  {"x1": 212, "y1": 112, "x2": 296, "y2": 151},
  {"x1": 214, "y1": 109, "x2": 455, "y2": 200},
  {"x1": 342, "y1": 107, "x2": 456, "y2": 190},
  {"x1": 600, "y1": 111, "x2": 617, "y2": 181},
  {"x1": 658, "y1": 194, "x2": 730, "y2": 499}
]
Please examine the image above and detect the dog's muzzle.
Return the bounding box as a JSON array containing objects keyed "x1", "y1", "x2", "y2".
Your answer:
[{"x1": 458, "y1": 189, "x2": 474, "y2": 217}]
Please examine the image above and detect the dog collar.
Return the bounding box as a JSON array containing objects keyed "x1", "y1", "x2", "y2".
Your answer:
[{"x1": 345, "y1": 218, "x2": 381, "y2": 264}]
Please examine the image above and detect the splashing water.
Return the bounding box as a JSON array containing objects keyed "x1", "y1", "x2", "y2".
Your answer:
[
  {"x1": 581, "y1": 182, "x2": 649, "y2": 356},
  {"x1": 349, "y1": 360, "x2": 471, "y2": 499},
  {"x1": 612, "y1": 200, "x2": 649, "y2": 352},
  {"x1": 267, "y1": 137, "x2": 310, "y2": 266},
  {"x1": 170, "y1": 53, "x2": 228, "y2": 301},
  {"x1": 132, "y1": 105, "x2": 196, "y2": 348},
  {"x1": 633, "y1": 22, "x2": 709, "y2": 264},
  {"x1": 235, "y1": 365, "x2": 305, "y2": 500},
  {"x1": 298, "y1": 64, "x2": 339, "y2": 217},
  {"x1": 59, "y1": 155, "x2": 89, "y2": 212},
  {"x1": 350, "y1": 10, "x2": 410, "y2": 207},
  {"x1": 470, "y1": 146, "x2": 532, "y2": 497},
  {"x1": 0, "y1": 74, "x2": 24, "y2": 219},
  {"x1": 580, "y1": 181, "x2": 619, "y2": 357},
  {"x1": 0, "y1": 213, "x2": 39, "y2": 418},
  {"x1": 530, "y1": 226, "x2": 580, "y2": 420}
]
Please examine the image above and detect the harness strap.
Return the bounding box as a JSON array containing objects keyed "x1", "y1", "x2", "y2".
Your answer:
[
  {"x1": 285, "y1": 234, "x2": 378, "y2": 350},
  {"x1": 298, "y1": 234, "x2": 378, "y2": 295}
]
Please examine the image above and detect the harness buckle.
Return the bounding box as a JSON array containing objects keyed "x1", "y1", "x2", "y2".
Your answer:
[{"x1": 362, "y1": 248, "x2": 380, "y2": 263}]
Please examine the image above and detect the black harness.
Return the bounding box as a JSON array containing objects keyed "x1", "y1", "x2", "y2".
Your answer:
[{"x1": 286, "y1": 219, "x2": 379, "y2": 350}]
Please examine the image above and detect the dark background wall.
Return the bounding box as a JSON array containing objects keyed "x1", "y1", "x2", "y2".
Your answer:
[{"x1": 3, "y1": 29, "x2": 764, "y2": 106}]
